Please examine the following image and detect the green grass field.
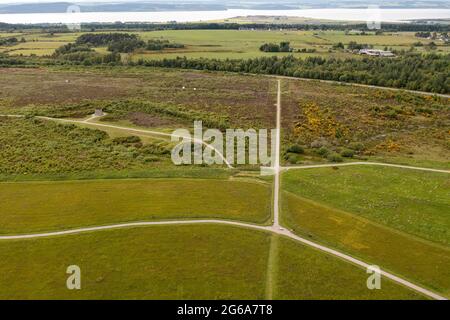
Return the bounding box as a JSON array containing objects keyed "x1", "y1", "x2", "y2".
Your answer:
[
  {"x1": 2, "y1": 30, "x2": 447, "y2": 59},
  {"x1": 274, "y1": 236, "x2": 423, "y2": 300},
  {"x1": 132, "y1": 30, "x2": 448, "y2": 61},
  {"x1": 0, "y1": 178, "x2": 271, "y2": 234},
  {"x1": 281, "y1": 168, "x2": 450, "y2": 297},
  {"x1": 282, "y1": 166, "x2": 450, "y2": 245},
  {"x1": 0, "y1": 225, "x2": 424, "y2": 299}
]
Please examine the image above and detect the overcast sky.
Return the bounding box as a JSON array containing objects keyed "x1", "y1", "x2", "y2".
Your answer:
[
  {"x1": 0, "y1": 0, "x2": 212, "y2": 3},
  {"x1": 0, "y1": 0, "x2": 218, "y2": 3},
  {"x1": 0, "y1": 0, "x2": 439, "y2": 4}
]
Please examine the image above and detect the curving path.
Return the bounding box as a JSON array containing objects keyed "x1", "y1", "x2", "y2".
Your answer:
[
  {"x1": 40, "y1": 115, "x2": 234, "y2": 169},
  {"x1": 284, "y1": 162, "x2": 450, "y2": 174},
  {"x1": 0, "y1": 218, "x2": 446, "y2": 300},
  {"x1": 0, "y1": 114, "x2": 233, "y2": 169}
]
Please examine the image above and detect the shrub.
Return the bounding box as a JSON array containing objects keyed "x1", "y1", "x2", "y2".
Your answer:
[
  {"x1": 327, "y1": 153, "x2": 344, "y2": 163},
  {"x1": 316, "y1": 147, "x2": 330, "y2": 157},
  {"x1": 112, "y1": 136, "x2": 142, "y2": 147},
  {"x1": 349, "y1": 142, "x2": 365, "y2": 151},
  {"x1": 287, "y1": 144, "x2": 304, "y2": 154},
  {"x1": 341, "y1": 149, "x2": 355, "y2": 158},
  {"x1": 287, "y1": 154, "x2": 302, "y2": 164},
  {"x1": 146, "y1": 39, "x2": 184, "y2": 51}
]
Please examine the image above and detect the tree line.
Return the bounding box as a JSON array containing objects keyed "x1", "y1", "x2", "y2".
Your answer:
[
  {"x1": 74, "y1": 33, "x2": 184, "y2": 53},
  {"x1": 1, "y1": 22, "x2": 449, "y2": 33},
  {"x1": 51, "y1": 33, "x2": 184, "y2": 64},
  {"x1": 141, "y1": 54, "x2": 450, "y2": 94}
]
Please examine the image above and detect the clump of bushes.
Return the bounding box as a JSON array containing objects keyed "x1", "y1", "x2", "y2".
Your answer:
[
  {"x1": 348, "y1": 142, "x2": 365, "y2": 152},
  {"x1": 146, "y1": 39, "x2": 184, "y2": 51},
  {"x1": 0, "y1": 118, "x2": 174, "y2": 175},
  {"x1": 287, "y1": 144, "x2": 304, "y2": 154},
  {"x1": 0, "y1": 37, "x2": 18, "y2": 46},
  {"x1": 285, "y1": 153, "x2": 302, "y2": 164},
  {"x1": 340, "y1": 149, "x2": 355, "y2": 158},
  {"x1": 316, "y1": 147, "x2": 330, "y2": 157},
  {"x1": 327, "y1": 152, "x2": 344, "y2": 163},
  {"x1": 76, "y1": 33, "x2": 139, "y2": 47},
  {"x1": 284, "y1": 144, "x2": 305, "y2": 164},
  {"x1": 53, "y1": 43, "x2": 93, "y2": 56},
  {"x1": 53, "y1": 42, "x2": 121, "y2": 65},
  {"x1": 297, "y1": 48, "x2": 317, "y2": 53},
  {"x1": 108, "y1": 38, "x2": 145, "y2": 53},
  {"x1": 74, "y1": 33, "x2": 184, "y2": 53},
  {"x1": 260, "y1": 42, "x2": 292, "y2": 52}
]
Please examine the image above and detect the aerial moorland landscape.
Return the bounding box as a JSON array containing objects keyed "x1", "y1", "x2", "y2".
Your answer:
[{"x1": 0, "y1": 0, "x2": 449, "y2": 305}]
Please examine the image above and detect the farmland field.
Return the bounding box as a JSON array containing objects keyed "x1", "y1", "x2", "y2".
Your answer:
[
  {"x1": 1, "y1": 30, "x2": 449, "y2": 59},
  {"x1": 0, "y1": 225, "x2": 424, "y2": 300},
  {"x1": 281, "y1": 167, "x2": 450, "y2": 297},
  {"x1": 133, "y1": 30, "x2": 450, "y2": 60}
]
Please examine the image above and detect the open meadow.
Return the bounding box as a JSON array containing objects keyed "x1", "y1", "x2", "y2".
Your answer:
[
  {"x1": 0, "y1": 178, "x2": 272, "y2": 234},
  {"x1": 0, "y1": 225, "x2": 425, "y2": 300},
  {"x1": 282, "y1": 166, "x2": 450, "y2": 245},
  {"x1": 281, "y1": 166, "x2": 450, "y2": 297},
  {"x1": 1, "y1": 29, "x2": 448, "y2": 59}
]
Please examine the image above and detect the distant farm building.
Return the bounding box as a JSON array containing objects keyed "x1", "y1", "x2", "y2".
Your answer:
[
  {"x1": 94, "y1": 109, "x2": 104, "y2": 116},
  {"x1": 359, "y1": 49, "x2": 395, "y2": 57}
]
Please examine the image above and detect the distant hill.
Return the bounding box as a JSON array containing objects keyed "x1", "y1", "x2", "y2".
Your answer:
[{"x1": 0, "y1": 2, "x2": 227, "y2": 14}]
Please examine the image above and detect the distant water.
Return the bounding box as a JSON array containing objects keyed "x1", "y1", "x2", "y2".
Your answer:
[{"x1": 0, "y1": 9, "x2": 449, "y2": 24}]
